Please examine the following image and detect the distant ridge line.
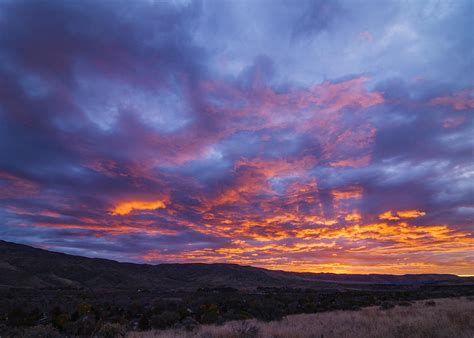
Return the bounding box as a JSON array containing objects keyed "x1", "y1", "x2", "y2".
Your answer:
[{"x1": 0, "y1": 240, "x2": 471, "y2": 291}]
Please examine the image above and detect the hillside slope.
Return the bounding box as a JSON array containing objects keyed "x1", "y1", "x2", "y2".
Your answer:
[{"x1": 0, "y1": 240, "x2": 469, "y2": 290}]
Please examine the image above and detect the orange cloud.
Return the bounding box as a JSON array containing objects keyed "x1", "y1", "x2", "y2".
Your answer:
[
  {"x1": 379, "y1": 211, "x2": 400, "y2": 220},
  {"x1": 110, "y1": 199, "x2": 166, "y2": 216},
  {"x1": 345, "y1": 212, "x2": 362, "y2": 222},
  {"x1": 397, "y1": 210, "x2": 426, "y2": 218},
  {"x1": 379, "y1": 210, "x2": 426, "y2": 220},
  {"x1": 140, "y1": 220, "x2": 474, "y2": 275},
  {"x1": 331, "y1": 187, "x2": 363, "y2": 200}
]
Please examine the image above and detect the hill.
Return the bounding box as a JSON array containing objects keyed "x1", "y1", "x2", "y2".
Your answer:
[{"x1": 0, "y1": 240, "x2": 470, "y2": 290}]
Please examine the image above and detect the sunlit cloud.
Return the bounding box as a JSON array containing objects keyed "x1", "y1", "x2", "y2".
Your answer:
[
  {"x1": 396, "y1": 210, "x2": 426, "y2": 218},
  {"x1": 0, "y1": 0, "x2": 472, "y2": 275},
  {"x1": 379, "y1": 210, "x2": 426, "y2": 220},
  {"x1": 110, "y1": 200, "x2": 167, "y2": 216},
  {"x1": 430, "y1": 88, "x2": 474, "y2": 110}
]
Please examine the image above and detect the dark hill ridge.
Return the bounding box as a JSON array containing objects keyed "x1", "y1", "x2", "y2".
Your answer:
[{"x1": 0, "y1": 240, "x2": 470, "y2": 290}]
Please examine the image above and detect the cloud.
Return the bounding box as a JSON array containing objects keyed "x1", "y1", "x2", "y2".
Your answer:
[
  {"x1": 110, "y1": 200, "x2": 167, "y2": 216},
  {"x1": 0, "y1": 0, "x2": 472, "y2": 275},
  {"x1": 430, "y1": 88, "x2": 474, "y2": 110},
  {"x1": 379, "y1": 210, "x2": 426, "y2": 220}
]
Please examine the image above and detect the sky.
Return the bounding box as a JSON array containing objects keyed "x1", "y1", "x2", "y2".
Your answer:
[{"x1": 0, "y1": 0, "x2": 473, "y2": 275}]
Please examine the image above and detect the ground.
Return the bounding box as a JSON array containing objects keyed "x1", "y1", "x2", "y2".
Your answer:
[{"x1": 129, "y1": 297, "x2": 474, "y2": 338}]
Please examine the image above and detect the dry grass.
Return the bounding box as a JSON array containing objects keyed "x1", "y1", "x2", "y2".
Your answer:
[{"x1": 128, "y1": 297, "x2": 474, "y2": 338}]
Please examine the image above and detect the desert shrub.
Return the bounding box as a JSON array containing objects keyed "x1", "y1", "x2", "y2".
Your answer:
[
  {"x1": 398, "y1": 301, "x2": 412, "y2": 307},
  {"x1": 181, "y1": 316, "x2": 199, "y2": 331},
  {"x1": 7, "y1": 307, "x2": 27, "y2": 326},
  {"x1": 71, "y1": 310, "x2": 80, "y2": 321},
  {"x1": 379, "y1": 301, "x2": 395, "y2": 310},
  {"x1": 98, "y1": 322, "x2": 127, "y2": 338},
  {"x1": 0, "y1": 324, "x2": 7, "y2": 334},
  {"x1": 50, "y1": 306, "x2": 62, "y2": 318},
  {"x1": 138, "y1": 314, "x2": 150, "y2": 330},
  {"x1": 152, "y1": 300, "x2": 180, "y2": 315},
  {"x1": 248, "y1": 298, "x2": 283, "y2": 321},
  {"x1": 149, "y1": 310, "x2": 180, "y2": 329},
  {"x1": 77, "y1": 302, "x2": 93, "y2": 315},
  {"x1": 28, "y1": 307, "x2": 42, "y2": 324},
  {"x1": 237, "y1": 310, "x2": 254, "y2": 320},
  {"x1": 232, "y1": 321, "x2": 260, "y2": 338},
  {"x1": 52, "y1": 313, "x2": 71, "y2": 330},
  {"x1": 199, "y1": 303, "x2": 220, "y2": 324},
  {"x1": 5, "y1": 306, "x2": 41, "y2": 327},
  {"x1": 287, "y1": 301, "x2": 300, "y2": 313},
  {"x1": 70, "y1": 314, "x2": 97, "y2": 335},
  {"x1": 23, "y1": 324, "x2": 60, "y2": 338}
]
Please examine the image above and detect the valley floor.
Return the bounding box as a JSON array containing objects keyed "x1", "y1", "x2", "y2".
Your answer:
[{"x1": 128, "y1": 297, "x2": 474, "y2": 338}]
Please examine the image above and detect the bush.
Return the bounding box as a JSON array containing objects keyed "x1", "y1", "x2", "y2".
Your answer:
[
  {"x1": 76, "y1": 303, "x2": 93, "y2": 315},
  {"x1": 379, "y1": 302, "x2": 395, "y2": 310},
  {"x1": 138, "y1": 314, "x2": 150, "y2": 330},
  {"x1": 70, "y1": 315, "x2": 96, "y2": 335},
  {"x1": 149, "y1": 311, "x2": 180, "y2": 329},
  {"x1": 52, "y1": 313, "x2": 71, "y2": 330},
  {"x1": 5, "y1": 307, "x2": 40, "y2": 327},
  {"x1": 398, "y1": 301, "x2": 412, "y2": 307},
  {"x1": 181, "y1": 316, "x2": 199, "y2": 331},
  {"x1": 232, "y1": 321, "x2": 260, "y2": 338},
  {"x1": 98, "y1": 323, "x2": 127, "y2": 338},
  {"x1": 7, "y1": 308, "x2": 27, "y2": 326},
  {"x1": 23, "y1": 324, "x2": 60, "y2": 338},
  {"x1": 199, "y1": 306, "x2": 219, "y2": 324}
]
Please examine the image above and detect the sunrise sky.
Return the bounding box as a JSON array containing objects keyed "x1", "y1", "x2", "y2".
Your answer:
[{"x1": 0, "y1": 0, "x2": 473, "y2": 275}]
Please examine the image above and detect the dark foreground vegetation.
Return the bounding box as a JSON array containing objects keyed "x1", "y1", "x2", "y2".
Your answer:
[
  {"x1": 1, "y1": 284, "x2": 473, "y2": 336},
  {"x1": 1, "y1": 240, "x2": 473, "y2": 337},
  {"x1": 129, "y1": 297, "x2": 474, "y2": 338}
]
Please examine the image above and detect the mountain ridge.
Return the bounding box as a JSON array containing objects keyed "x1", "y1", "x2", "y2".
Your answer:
[{"x1": 1, "y1": 240, "x2": 470, "y2": 290}]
